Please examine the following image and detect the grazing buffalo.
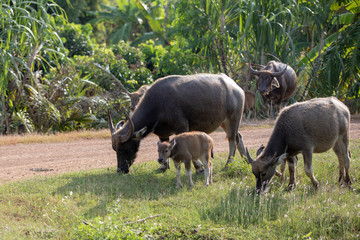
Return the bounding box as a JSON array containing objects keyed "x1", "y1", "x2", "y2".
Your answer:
[
  {"x1": 108, "y1": 73, "x2": 246, "y2": 173},
  {"x1": 157, "y1": 131, "x2": 214, "y2": 188},
  {"x1": 249, "y1": 61, "x2": 297, "y2": 117},
  {"x1": 246, "y1": 97, "x2": 351, "y2": 192}
]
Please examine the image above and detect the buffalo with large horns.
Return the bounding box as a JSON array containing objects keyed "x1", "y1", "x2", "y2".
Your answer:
[
  {"x1": 249, "y1": 61, "x2": 297, "y2": 117},
  {"x1": 108, "y1": 73, "x2": 246, "y2": 173}
]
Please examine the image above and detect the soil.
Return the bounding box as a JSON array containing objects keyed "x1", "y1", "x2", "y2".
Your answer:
[{"x1": 1, "y1": 118, "x2": 360, "y2": 185}]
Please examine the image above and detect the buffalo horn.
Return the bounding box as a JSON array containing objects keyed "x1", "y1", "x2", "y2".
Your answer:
[
  {"x1": 107, "y1": 110, "x2": 115, "y2": 135},
  {"x1": 270, "y1": 65, "x2": 288, "y2": 77},
  {"x1": 248, "y1": 63, "x2": 261, "y2": 76},
  {"x1": 245, "y1": 147, "x2": 254, "y2": 164},
  {"x1": 119, "y1": 112, "x2": 134, "y2": 143}
]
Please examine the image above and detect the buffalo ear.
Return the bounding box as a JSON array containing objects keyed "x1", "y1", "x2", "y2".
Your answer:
[
  {"x1": 116, "y1": 120, "x2": 125, "y2": 130},
  {"x1": 256, "y1": 144, "x2": 265, "y2": 157},
  {"x1": 272, "y1": 152, "x2": 288, "y2": 166},
  {"x1": 133, "y1": 127, "x2": 147, "y2": 140},
  {"x1": 271, "y1": 78, "x2": 280, "y2": 88},
  {"x1": 170, "y1": 140, "x2": 177, "y2": 150}
]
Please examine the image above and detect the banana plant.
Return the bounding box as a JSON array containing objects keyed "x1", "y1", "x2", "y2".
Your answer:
[
  {"x1": 298, "y1": 0, "x2": 360, "y2": 100},
  {"x1": 90, "y1": 0, "x2": 144, "y2": 44}
]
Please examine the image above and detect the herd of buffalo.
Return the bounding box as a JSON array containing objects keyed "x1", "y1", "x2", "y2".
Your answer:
[{"x1": 107, "y1": 61, "x2": 352, "y2": 193}]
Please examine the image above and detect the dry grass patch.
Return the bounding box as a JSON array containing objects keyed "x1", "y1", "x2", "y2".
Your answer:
[{"x1": 0, "y1": 130, "x2": 110, "y2": 146}]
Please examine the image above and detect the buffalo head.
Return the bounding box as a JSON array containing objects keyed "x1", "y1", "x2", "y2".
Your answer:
[
  {"x1": 107, "y1": 111, "x2": 146, "y2": 173},
  {"x1": 249, "y1": 64, "x2": 287, "y2": 97},
  {"x1": 157, "y1": 140, "x2": 175, "y2": 164},
  {"x1": 245, "y1": 148, "x2": 288, "y2": 193}
]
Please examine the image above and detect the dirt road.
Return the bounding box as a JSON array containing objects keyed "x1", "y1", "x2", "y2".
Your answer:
[{"x1": 1, "y1": 119, "x2": 360, "y2": 184}]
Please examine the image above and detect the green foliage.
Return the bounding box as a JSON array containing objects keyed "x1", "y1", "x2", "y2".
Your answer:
[
  {"x1": 139, "y1": 39, "x2": 167, "y2": 72},
  {"x1": 59, "y1": 21, "x2": 94, "y2": 57},
  {"x1": 90, "y1": 0, "x2": 145, "y2": 44},
  {"x1": 31, "y1": 62, "x2": 110, "y2": 132},
  {"x1": 112, "y1": 41, "x2": 145, "y2": 65},
  {"x1": 54, "y1": 0, "x2": 103, "y2": 24},
  {"x1": 158, "y1": 44, "x2": 204, "y2": 77},
  {"x1": 2, "y1": 0, "x2": 360, "y2": 134},
  {"x1": 0, "y1": 0, "x2": 68, "y2": 134}
]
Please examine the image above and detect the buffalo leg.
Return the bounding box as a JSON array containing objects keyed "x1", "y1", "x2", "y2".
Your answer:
[
  {"x1": 157, "y1": 137, "x2": 171, "y2": 172},
  {"x1": 184, "y1": 160, "x2": 194, "y2": 188},
  {"x1": 193, "y1": 160, "x2": 204, "y2": 174},
  {"x1": 333, "y1": 134, "x2": 352, "y2": 186},
  {"x1": 236, "y1": 132, "x2": 246, "y2": 157},
  {"x1": 275, "y1": 161, "x2": 286, "y2": 180},
  {"x1": 286, "y1": 156, "x2": 297, "y2": 190},
  {"x1": 173, "y1": 161, "x2": 182, "y2": 188},
  {"x1": 200, "y1": 152, "x2": 211, "y2": 186},
  {"x1": 302, "y1": 150, "x2": 320, "y2": 188},
  {"x1": 221, "y1": 121, "x2": 237, "y2": 168}
]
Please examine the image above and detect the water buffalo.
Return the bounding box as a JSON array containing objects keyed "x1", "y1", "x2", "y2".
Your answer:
[
  {"x1": 249, "y1": 61, "x2": 297, "y2": 117},
  {"x1": 157, "y1": 131, "x2": 214, "y2": 188},
  {"x1": 108, "y1": 73, "x2": 246, "y2": 173},
  {"x1": 246, "y1": 97, "x2": 351, "y2": 193}
]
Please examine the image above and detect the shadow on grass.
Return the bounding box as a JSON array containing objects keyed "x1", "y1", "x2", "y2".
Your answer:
[{"x1": 55, "y1": 161, "x2": 209, "y2": 216}]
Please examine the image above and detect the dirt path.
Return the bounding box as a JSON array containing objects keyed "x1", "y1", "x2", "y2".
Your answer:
[{"x1": 1, "y1": 119, "x2": 360, "y2": 184}]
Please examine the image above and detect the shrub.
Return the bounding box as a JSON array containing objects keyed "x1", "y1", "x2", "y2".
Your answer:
[{"x1": 59, "y1": 21, "x2": 94, "y2": 57}]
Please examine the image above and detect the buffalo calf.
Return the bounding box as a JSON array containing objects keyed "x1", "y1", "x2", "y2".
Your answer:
[
  {"x1": 157, "y1": 131, "x2": 214, "y2": 188},
  {"x1": 244, "y1": 91, "x2": 256, "y2": 120}
]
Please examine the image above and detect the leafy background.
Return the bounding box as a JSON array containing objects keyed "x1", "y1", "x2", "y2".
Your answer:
[{"x1": 1, "y1": 0, "x2": 359, "y2": 134}]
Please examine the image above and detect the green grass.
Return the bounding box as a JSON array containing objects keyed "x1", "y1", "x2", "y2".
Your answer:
[{"x1": 1, "y1": 140, "x2": 360, "y2": 239}]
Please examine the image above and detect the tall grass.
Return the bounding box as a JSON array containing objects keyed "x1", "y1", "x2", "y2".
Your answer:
[{"x1": 0, "y1": 140, "x2": 359, "y2": 239}]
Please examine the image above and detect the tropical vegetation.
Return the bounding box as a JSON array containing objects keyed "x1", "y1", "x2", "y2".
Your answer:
[{"x1": 1, "y1": 0, "x2": 359, "y2": 134}]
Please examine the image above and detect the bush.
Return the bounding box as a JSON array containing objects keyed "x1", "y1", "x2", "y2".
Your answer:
[
  {"x1": 112, "y1": 41, "x2": 145, "y2": 65},
  {"x1": 158, "y1": 44, "x2": 203, "y2": 77},
  {"x1": 139, "y1": 40, "x2": 167, "y2": 74},
  {"x1": 59, "y1": 21, "x2": 94, "y2": 57}
]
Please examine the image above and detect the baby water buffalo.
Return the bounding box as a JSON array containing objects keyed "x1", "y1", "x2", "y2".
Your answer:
[
  {"x1": 246, "y1": 97, "x2": 351, "y2": 192},
  {"x1": 157, "y1": 131, "x2": 214, "y2": 188},
  {"x1": 244, "y1": 91, "x2": 256, "y2": 120}
]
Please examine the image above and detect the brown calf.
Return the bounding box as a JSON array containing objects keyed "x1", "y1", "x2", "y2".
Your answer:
[
  {"x1": 157, "y1": 131, "x2": 214, "y2": 188},
  {"x1": 244, "y1": 91, "x2": 256, "y2": 120}
]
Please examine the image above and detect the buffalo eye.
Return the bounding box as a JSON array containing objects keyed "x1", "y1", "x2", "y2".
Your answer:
[{"x1": 261, "y1": 172, "x2": 266, "y2": 177}]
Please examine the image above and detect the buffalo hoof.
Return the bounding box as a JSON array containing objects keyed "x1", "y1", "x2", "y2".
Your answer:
[
  {"x1": 285, "y1": 183, "x2": 296, "y2": 191},
  {"x1": 117, "y1": 168, "x2": 129, "y2": 174}
]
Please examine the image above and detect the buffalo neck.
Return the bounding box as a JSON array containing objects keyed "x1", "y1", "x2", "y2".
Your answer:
[
  {"x1": 129, "y1": 105, "x2": 157, "y2": 138},
  {"x1": 263, "y1": 128, "x2": 287, "y2": 158}
]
